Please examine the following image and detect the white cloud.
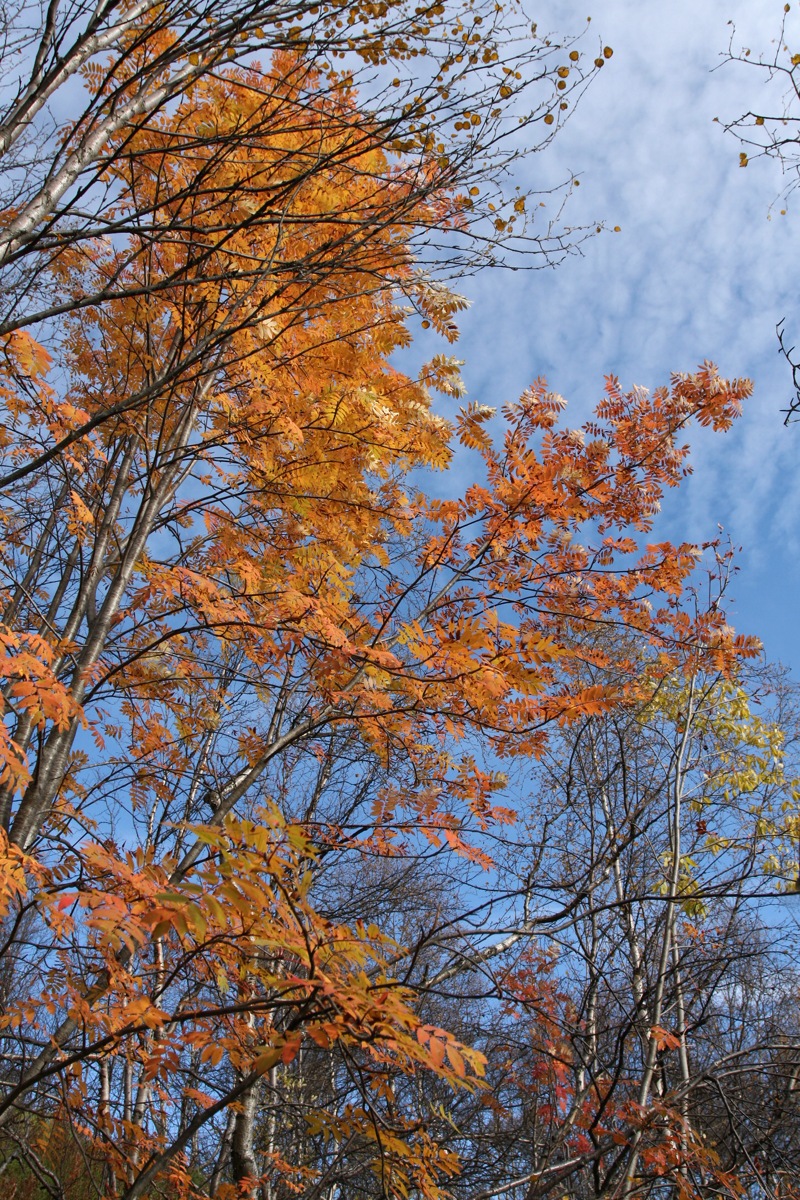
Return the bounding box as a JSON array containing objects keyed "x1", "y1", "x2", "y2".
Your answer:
[{"x1": 438, "y1": 0, "x2": 800, "y2": 667}]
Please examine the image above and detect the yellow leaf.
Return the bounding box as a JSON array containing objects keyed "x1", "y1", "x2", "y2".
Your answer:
[
  {"x1": 70, "y1": 490, "x2": 94, "y2": 525},
  {"x1": 446, "y1": 1044, "x2": 466, "y2": 1077},
  {"x1": 253, "y1": 1045, "x2": 282, "y2": 1074}
]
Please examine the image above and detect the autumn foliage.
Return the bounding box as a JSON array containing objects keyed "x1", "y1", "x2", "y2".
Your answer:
[{"x1": 0, "y1": 2, "x2": 796, "y2": 1199}]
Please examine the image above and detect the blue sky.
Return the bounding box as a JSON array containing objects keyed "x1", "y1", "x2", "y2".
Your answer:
[{"x1": 437, "y1": 0, "x2": 800, "y2": 673}]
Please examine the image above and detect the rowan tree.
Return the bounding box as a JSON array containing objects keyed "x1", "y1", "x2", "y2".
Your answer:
[{"x1": 0, "y1": 2, "x2": 779, "y2": 1199}]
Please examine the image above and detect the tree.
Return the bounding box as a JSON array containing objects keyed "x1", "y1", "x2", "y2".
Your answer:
[
  {"x1": 466, "y1": 649, "x2": 800, "y2": 1200},
  {"x1": 0, "y1": 0, "x2": 610, "y2": 342},
  {"x1": 0, "y1": 2, "x2": 770, "y2": 1198}
]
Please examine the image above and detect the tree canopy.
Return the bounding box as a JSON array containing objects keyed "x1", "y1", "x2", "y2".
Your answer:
[{"x1": 0, "y1": 3, "x2": 797, "y2": 1199}]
